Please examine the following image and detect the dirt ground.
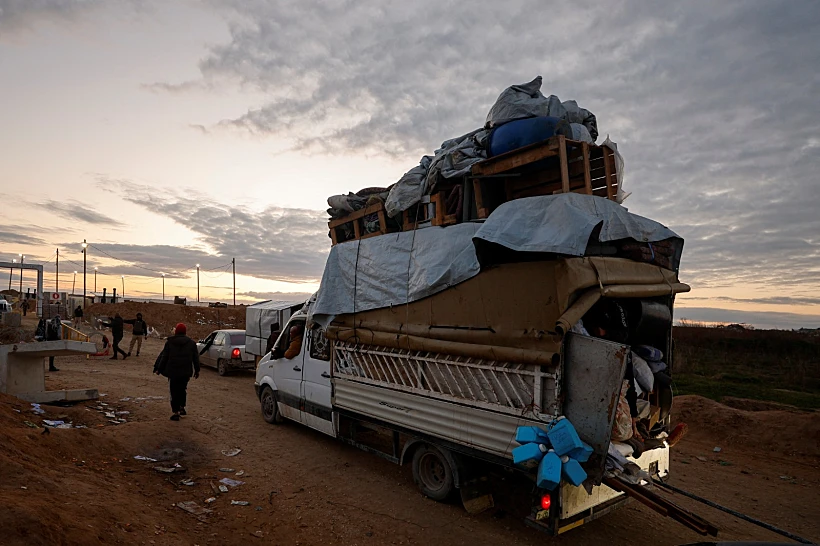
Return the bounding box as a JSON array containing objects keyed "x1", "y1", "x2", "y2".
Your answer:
[{"x1": 1, "y1": 333, "x2": 819, "y2": 545}]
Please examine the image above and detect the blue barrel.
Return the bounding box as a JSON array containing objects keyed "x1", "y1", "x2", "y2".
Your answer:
[{"x1": 488, "y1": 116, "x2": 572, "y2": 157}]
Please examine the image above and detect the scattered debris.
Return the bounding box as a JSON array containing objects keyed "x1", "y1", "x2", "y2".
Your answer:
[
  {"x1": 154, "y1": 463, "x2": 185, "y2": 474},
  {"x1": 719, "y1": 461, "x2": 732, "y2": 466},
  {"x1": 43, "y1": 420, "x2": 69, "y2": 428},
  {"x1": 231, "y1": 500, "x2": 250, "y2": 506},
  {"x1": 23, "y1": 421, "x2": 39, "y2": 428},
  {"x1": 134, "y1": 455, "x2": 157, "y2": 462},
  {"x1": 713, "y1": 447, "x2": 722, "y2": 453},
  {"x1": 780, "y1": 475, "x2": 794, "y2": 481},
  {"x1": 176, "y1": 501, "x2": 212, "y2": 522},
  {"x1": 221, "y1": 448, "x2": 241, "y2": 457},
  {"x1": 219, "y1": 485, "x2": 229, "y2": 493},
  {"x1": 219, "y1": 468, "x2": 235, "y2": 473},
  {"x1": 204, "y1": 497, "x2": 217, "y2": 504},
  {"x1": 180, "y1": 478, "x2": 195, "y2": 486},
  {"x1": 696, "y1": 456, "x2": 708, "y2": 462},
  {"x1": 104, "y1": 412, "x2": 116, "y2": 419},
  {"x1": 30, "y1": 404, "x2": 45, "y2": 415},
  {"x1": 235, "y1": 470, "x2": 245, "y2": 477},
  {"x1": 219, "y1": 477, "x2": 245, "y2": 488},
  {"x1": 120, "y1": 397, "x2": 131, "y2": 402}
]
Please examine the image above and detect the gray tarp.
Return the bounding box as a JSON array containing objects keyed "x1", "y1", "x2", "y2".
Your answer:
[
  {"x1": 246, "y1": 300, "x2": 306, "y2": 356},
  {"x1": 311, "y1": 194, "x2": 682, "y2": 326}
]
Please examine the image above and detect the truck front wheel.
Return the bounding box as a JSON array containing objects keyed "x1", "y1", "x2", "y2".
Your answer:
[
  {"x1": 260, "y1": 386, "x2": 283, "y2": 424},
  {"x1": 412, "y1": 444, "x2": 454, "y2": 501}
]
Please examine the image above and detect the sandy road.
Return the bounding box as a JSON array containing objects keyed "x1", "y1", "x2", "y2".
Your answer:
[{"x1": 29, "y1": 334, "x2": 819, "y2": 545}]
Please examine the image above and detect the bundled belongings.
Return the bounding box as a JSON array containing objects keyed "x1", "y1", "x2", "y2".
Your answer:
[{"x1": 328, "y1": 76, "x2": 622, "y2": 245}]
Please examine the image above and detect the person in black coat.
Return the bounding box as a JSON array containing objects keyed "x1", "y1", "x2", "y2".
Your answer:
[
  {"x1": 154, "y1": 322, "x2": 200, "y2": 421},
  {"x1": 101, "y1": 313, "x2": 128, "y2": 360}
]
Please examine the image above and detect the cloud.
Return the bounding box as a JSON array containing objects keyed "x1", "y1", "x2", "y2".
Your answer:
[
  {"x1": 239, "y1": 290, "x2": 312, "y2": 302},
  {"x1": 676, "y1": 307, "x2": 820, "y2": 330},
  {"x1": 33, "y1": 199, "x2": 126, "y2": 227},
  {"x1": 148, "y1": 0, "x2": 820, "y2": 307},
  {"x1": 0, "y1": 226, "x2": 46, "y2": 245},
  {"x1": 682, "y1": 295, "x2": 820, "y2": 307},
  {"x1": 96, "y1": 176, "x2": 330, "y2": 283}
]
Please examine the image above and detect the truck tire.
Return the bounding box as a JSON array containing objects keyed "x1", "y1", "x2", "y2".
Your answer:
[
  {"x1": 260, "y1": 386, "x2": 283, "y2": 424},
  {"x1": 217, "y1": 359, "x2": 229, "y2": 376},
  {"x1": 412, "y1": 444, "x2": 454, "y2": 501}
]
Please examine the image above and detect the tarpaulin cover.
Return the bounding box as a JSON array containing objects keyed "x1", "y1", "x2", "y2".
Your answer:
[
  {"x1": 245, "y1": 300, "x2": 306, "y2": 355},
  {"x1": 312, "y1": 194, "x2": 681, "y2": 326}
]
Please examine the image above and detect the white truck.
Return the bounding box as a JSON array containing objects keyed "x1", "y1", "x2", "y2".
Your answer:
[{"x1": 253, "y1": 194, "x2": 708, "y2": 535}]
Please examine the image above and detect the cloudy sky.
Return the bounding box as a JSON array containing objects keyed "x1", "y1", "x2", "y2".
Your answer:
[{"x1": 1, "y1": 0, "x2": 818, "y2": 328}]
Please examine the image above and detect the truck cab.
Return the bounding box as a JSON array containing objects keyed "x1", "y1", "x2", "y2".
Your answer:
[{"x1": 254, "y1": 312, "x2": 334, "y2": 436}]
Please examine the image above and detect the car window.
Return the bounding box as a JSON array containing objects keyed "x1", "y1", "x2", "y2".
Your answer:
[
  {"x1": 214, "y1": 332, "x2": 225, "y2": 346},
  {"x1": 229, "y1": 333, "x2": 245, "y2": 345},
  {"x1": 308, "y1": 326, "x2": 330, "y2": 361}
]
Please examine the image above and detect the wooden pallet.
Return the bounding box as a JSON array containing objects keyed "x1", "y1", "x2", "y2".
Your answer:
[
  {"x1": 401, "y1": 191, "x2": 459, "y2": 231},
  {"x1": 470, "y1": 135, "x2": 619, "y2": 218},
  {"x1": 328, "y1": 201, "x2": 394, "y2": 245}
]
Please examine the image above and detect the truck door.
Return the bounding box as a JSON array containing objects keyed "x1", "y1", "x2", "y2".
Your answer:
[
  {"x1": 300, "y1": 325, "x2": 334, "y2": 437},
  {"x1": 271, "y1": 319, "x2": 306, "y2": 422}
]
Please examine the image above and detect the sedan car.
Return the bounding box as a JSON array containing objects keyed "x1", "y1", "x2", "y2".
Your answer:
[{"x1": 197, "y1": 329, "x2": 255, "y2": 376}]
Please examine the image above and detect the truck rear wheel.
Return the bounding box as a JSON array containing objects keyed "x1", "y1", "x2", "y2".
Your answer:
[
  {"x1": 412, "y1": 444, "x2": 454, "y2": 501},
  {"x1": 260, "y1": 386, "x2": 283, "y2": 424}
]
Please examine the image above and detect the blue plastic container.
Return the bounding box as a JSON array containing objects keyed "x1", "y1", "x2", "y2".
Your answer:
[
  {"x1": 547, "y1": 418, "x2": 584, "y2": 457},
  {"x1": 512, "y1": 443, "x2": 547, "y2": 469},
  {"x1": 488, "y1": 116, "x2": 573, "y2": 157},
  {"x1": 568, "y1": 441, "x2": 593, "y2": 463},
  {"x1": 515, "y1": 426, "x2": 550, "y2": 445},
  {"x1": 536, "y1": 450, "x2": 562, "y2": 491},
  {"x1": 561, "y1": 456, "x2": 588, "y2": 487}
]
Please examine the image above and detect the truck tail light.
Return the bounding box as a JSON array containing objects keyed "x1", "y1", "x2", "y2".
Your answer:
[
  {"x1": 540, "y1": 493, "x2": 551, "y2": 511},
  {"x1": 232, "y1": 348, "x2": 241, "y2": 359}
]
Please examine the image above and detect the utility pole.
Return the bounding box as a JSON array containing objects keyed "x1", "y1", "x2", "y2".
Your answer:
[
  {"x1": 232, "y1": 258, "x2": 236, "y2": 306},
  {"x1": 94, "y1": 267, "x2": 97, "y2": 293},
  {"x1": 56, "y1": 248, "x2": 59, "y2": 294},
  {"x1": 8, "y1": 259, "x2": 14, "y2": 291},
  {"x1": 196, "y1": 264, "x2": 200, "y2": 303},
  {"x1": 121, "y1": 276, "x2": 125, "y2": 300},
  {"x1": 73, "y1": 271, "x2": 77, "y2": 294},
  {"x1": 82, "y1": 239, "x2": 87, "y2": 309},
  {"x1": 18, "y1": 254, "x2": 24, "y2": 295},
  {"x1": 161, "y1": 273, "x2": 165, "y2": 301}
]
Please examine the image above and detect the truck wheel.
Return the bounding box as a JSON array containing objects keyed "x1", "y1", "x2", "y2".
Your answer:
[
  {"x1": 412, "y1": 444, "x2": 454, "y2": 501},
  {"x1": 217, "y1": 359, "x2": 229, "y2": 376},
  {"x1": 260, "y1": 386, "x2": 283, "y2": 424}
]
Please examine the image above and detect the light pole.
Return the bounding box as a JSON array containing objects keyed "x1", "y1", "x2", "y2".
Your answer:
[
  {"x1": 82, "y1": 239, "x2": 87, "y2": 309},
  {"x1": 94, "y1": 267, "x2": 98, "y2": 293},
  {"x1": 8, "y1": 259, "x2": 15, "y2": 291},
  {"x1": 196, "y1": 264, "x2": 200, "y2": 303},
  {"x1": 161, "y1": 273, "x2": 165, "y2": 301},
  {"x1": 121, "y1": 275, "x2": 125, "y2": 300},
  {"x1": 72, "y1": 271, "x2": 77, "y2": 294},
  {"x1": 18, "y1": 254, "x2": 24, "y2": 295}
]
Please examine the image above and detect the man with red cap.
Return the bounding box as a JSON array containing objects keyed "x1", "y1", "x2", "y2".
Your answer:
[{"x1": 154, "y1": 323, "x2": 200, "y2": 421}]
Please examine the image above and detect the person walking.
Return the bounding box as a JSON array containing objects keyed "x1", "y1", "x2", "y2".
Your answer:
[
  {"x1": 21, "y1": 299, "x2": 29, "y2": 316},
  {"x1": 73, "y1": 305, "x2": 83, "y2": 328},
  {"x1": 46, "y1": 315, "x2": 61, "y2": 372},
  {"x1": 124, "y1": 312, "x2": 149, "y2": 357},
  {"x1": 101, "y1": 313, "x2": 128, "y2": 360},
  {"x1": 154, "y1": 323, "x2": 200, "y2": 421}
]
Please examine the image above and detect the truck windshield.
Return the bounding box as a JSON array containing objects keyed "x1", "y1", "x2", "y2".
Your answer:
[{"x1": 230, "y1": 333, "x2": 245, "y2": 345}]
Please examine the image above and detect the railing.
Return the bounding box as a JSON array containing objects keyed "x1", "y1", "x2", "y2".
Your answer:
[
  {"x1": 61, "y1": 323, "x2": 89, "y2": 342},
  {"x1": 333, "y1": 343, "x2": 561, "y2": 418}
]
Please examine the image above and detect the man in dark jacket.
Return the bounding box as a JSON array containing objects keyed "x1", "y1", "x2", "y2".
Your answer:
[
  {"x1": 154, "y1": 322, "x2": 200, "y2": 421},
  {"x1": 101, "y1": 313, "x2": 128, "y2": 360},
  {"x1": 125, "y1": 312, "x2": 149, "y2": 357}
]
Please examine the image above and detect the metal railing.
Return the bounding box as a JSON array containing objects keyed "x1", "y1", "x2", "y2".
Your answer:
[{"x1": 333, "y1": 343, "x2": 560, "y2": 418}]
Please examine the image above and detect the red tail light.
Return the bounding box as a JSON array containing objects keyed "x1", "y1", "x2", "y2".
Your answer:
[
  {"x1": 540, "y1": 493, "x2": 551, "y2": 510},
  {"x1": 232, "y1": 348, "x2": 240, "y2": 358}
]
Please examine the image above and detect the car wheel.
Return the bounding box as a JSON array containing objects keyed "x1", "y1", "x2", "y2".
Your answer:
[
  {"x1": 412, "y1": 444, "x2": 454, "y2": 501},
  {"x1": 217, "y1": 359, "x2": 229, "y2": 376},
  {"x1": 260, "y1": 386, "x2": 283, "y2": 424}
]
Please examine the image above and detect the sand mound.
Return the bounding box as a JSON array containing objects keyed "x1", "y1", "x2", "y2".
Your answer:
[
  {"x1": 671, "y1": 394, "x2": 820, "y2": 457},
  {"x1": 84, "y1": 302, "x2": 245, "y2": 340}
]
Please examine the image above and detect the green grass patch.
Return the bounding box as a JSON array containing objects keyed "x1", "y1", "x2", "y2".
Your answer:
[{"x1": 673, "y1": 373, "x2": 820, "y2": 410}]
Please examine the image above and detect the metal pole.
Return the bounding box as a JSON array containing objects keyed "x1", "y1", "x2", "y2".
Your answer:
[
  {"x1": 82, "y1": 239, "x2": 87, "y2": 309},
  {"x1": 8, "y1": 259, "x2": 14, "y2": 290},
  {"x1": 232, "y1": 258, "x2": 236, "y2": 306},
  {"x1": 94, "y1": 268, "x2": 97, "y2": 293},
  {"x1": 196, "y1": 264, "x2": 200, "y2": 302},
  {"x1": 18, "y1": 254, "x2": 24, "y2": 295},
  {"x1": 72, "y1": 271, "x2": 76, "y2": 294},
  {"x1": 121, "y1": 276, "x2": 125, "y2": 300},
  {"x1": 162, "y1": 273, "x2": 165, "y2": 301},
  {"x1": 56, "y1": 248, "x2": 59, "y2": 294}
]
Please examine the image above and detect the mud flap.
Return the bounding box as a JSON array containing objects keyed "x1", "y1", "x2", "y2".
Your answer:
[{"x1": 459, "y1": 477, "x2": 494, "y2": 515}]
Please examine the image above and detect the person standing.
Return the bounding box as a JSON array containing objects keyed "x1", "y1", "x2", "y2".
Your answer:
[
  {"x1": 154, "y1": 323, "x2": 200, "y2": 421},
  {"x1": 101, "y1": 313, "x2": 128, "y2": 360},
  {"x1": 21, "y1": 299, "x2": 29, "y2": 316},
  {"x1": 124, "y1": 312, "x2": 149, "y2": 357},
  {"x1": 46, "y1": 315, "x2": 62, "y2": 372},
  {"x1": 73, "y1": 305, "x2": 83, "y2": 328},
  {"x1": 264, "y1": 322, "x2": 281, "y2": 355}
]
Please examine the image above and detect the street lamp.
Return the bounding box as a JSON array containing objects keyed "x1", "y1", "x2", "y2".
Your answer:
[
  {"x1": 18, "y1": 254, "x2": 24, "y2": 295},
  {"x1": 121, "y1": 275, "x2": 125, "y2": 300},
  {"x1": 72, "y1": 271, "x2": 77, "y2": 294},
  {"x1": 94, "y1": 267, "x2": 98, "y2": 293},
  {"x1": 196, "y1": 264, "x2": 200, "y2": 303},
  {"x1": 161, "y1": 273, "x2": 165, "y2": 301},
  {"x1": 81, "y1": 239, "x2": 87, "y2": 309},
  {"x1": 8, "y1": 259, "x2": 15, "y2": 291}
]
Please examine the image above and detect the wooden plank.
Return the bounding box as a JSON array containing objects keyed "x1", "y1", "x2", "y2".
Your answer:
[
  {"x1": 430, "y1": 192, "x2": 443, "y2": 226},
  {"x1": 558, "y1": 136, "x2": 570, "y2": 193},
  {"x1": 472, "y1": 178, "x2": 489, "y2": 218},
  {"x1": 581, "y1": 142, "x2": 592, "y2": 195},
  {"x1": 471, "y1": 137, "x2": 561, "y2": 176},
  {"x1": 352, "y1": 216, "x2": 361, "y2": 239},
  {"x1": 602, "y1": 144, "x2": 614, "y2": 201},
  {"x1": 328, "y1": 202, "x2": 386, "y2": 229}
]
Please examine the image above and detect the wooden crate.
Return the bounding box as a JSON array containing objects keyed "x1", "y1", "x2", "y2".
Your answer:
[
  {"x1": 328, "y1": 201, "x2": 394, "y2": 245},
  {"x1": 401, "y1": 191, "x2": 459, "y2": 231},
  {"x1": 469, "y1": 135, "x2": 619, "y2": 218}
]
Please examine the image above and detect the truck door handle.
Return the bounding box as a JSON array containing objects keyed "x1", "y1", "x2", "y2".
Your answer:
[
  {"x1": 293, "y1": 366, "x2": 301, "y2": 371},
  {"x1": 321, "y1": 372, "x2": 331, "y2": 378}
]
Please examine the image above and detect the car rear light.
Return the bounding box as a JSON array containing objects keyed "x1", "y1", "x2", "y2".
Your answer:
[
  {"x1": 540, "y1": 493, "x2": 551, "y2": 511},
  {"x1": 232, "y1": 348, "x2": 240, "y2": 358}
]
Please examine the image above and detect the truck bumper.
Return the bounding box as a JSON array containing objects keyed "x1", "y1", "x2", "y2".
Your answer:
[{"x1": 254, "y1": 382, "x2": 262, "y2": 399}]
